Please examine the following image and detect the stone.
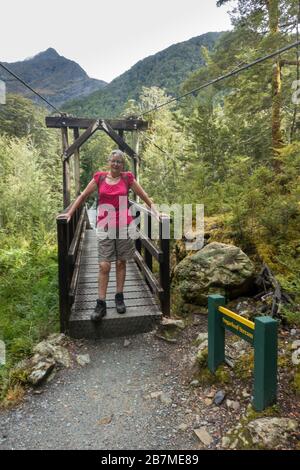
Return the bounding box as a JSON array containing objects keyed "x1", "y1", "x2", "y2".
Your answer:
[
  {"x1": 221, "y1": 436, "x2": 231, "y2": 448},
  {"x1": 291, "y1": 349, "x2": 300, "y2": 366},
  {"x1": 52, "y1": 347, "x2": 72, "y2": 368},
  {"x1": 194, "y1": 427, "x2": 213, "y2": 446},
  {"x1": 247, "y1": 418, "x2": 298, "y2": 449},
  {"x1": 150, "y1": 391, "x2": 162, "y2": 399},
  {"x1": 28, "y1": 358, "x2": 55, "y2": 386},
  {"x1": 195, "y1": 333, "x2": 208, "y2": 345},
  {"x1": 226, "y1": 400, "x2": 240, "y2": 411},
  {"x1": 33, "y1": 339, "x2": 71, "y2": 368},
  {"x1": 160, "y1": 393, "x2": 172, "y2": 405},
  {"x1": 291, "y1": 340, "x2": 300, "y2": 350},
  {"x1": 161, "y1": 318, "x2": 185, "y2": 329},
  {"x1": 190, "y1": 380, "x2": 199, "y2": 387},
  {"x1": 76, "y1": 354, "x2": 91, "y2": 366},
  {"x1": 214, "y1": 390, "x2": 226, "y2": 405},
  {"x1": 204, "y1": 398, "x2": 213, "y2": 406},
  {"x1": 47, "y1": 333, "x2": 68, "y2": 346},
  {"x1": 173, "y1": 242, "x2": 255, "y2": 306},
  {"x1": 290, "y1": 329, "x2": 297, "y2": 336},
  {"x1": 178, "y1": 423, "x2": 188, "y2": 431},
  {"x1": 124, "y1": 339, "x2": 131, "y2": 347},
  {"x1": 197, "y1": 339, "x2": 208, "y2": 352}
]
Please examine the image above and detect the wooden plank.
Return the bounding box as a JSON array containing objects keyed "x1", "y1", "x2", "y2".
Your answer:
[
  {"x1": 72, "y1": 305, "x2": 161, "y2": 320},
  {"x1": 78, "y1": 274, "x2": 143, "y2": 283},
  {"x1": 64, "y1": 120, "x2": 99, "y2": 160},
  {"x1": 68, "y1": 208, "x2": 86, "y2": 264},
  {"x1": 61, "y1": 128, "x2": 70, "y2": 208},
  {"x1": 99, "y1": 120, "x2": 139, "y2": 162},
  {"x1": 73, "y1": 128, "x2": 80, "y2": 196},
  {"x1": 75, "y1": 284, "x2": 149, "y2": 295},
  {"x1": 46, "y1": 116, "x2": 148, "y2": 131},
  {"x1": 134, "y1": 251, "x2": 163, "y2": 297},
  {"x1": 139, "y1": 232, "x2": 163, "y2": 262},
  {"x1": 74, "y1": 297, "x2": 158, "y2": 310},
  {"x1": 159, "y1": 217, "x2": 170, "y2": 315},
  {"x1": 75, "y1": 291, "x2": 154, "y2": 301},
  {"x1": 78, "y1": 279, "x2": 146, "y2": 286}
]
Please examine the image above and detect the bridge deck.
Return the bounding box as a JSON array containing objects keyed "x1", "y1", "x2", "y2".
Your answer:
[{"x1": 69, "y1": 228, "x2": 162, "y2": 338}]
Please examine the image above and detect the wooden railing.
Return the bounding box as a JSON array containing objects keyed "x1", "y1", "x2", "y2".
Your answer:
[
  {"x1": 56, "y1": 200, "x2": 171, "y2": 333},
  {"x1": 56, "y1": 203, "x2": 89, "y2": 332},
  {"x1": 129, "y1": 200, "x2": 170, "y2": 316}
]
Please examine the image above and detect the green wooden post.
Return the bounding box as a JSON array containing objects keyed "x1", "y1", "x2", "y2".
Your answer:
[
  {"x1": 208, "y1": 294, "x2": 226, "y2": 372},
  {"x1": 253, "y1": 317, "x2": 278, "y2": 411}
]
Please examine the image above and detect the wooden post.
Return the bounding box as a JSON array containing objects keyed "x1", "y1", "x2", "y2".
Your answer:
[
  {"x1": 253, "y1": 317, "x2": 278, "y2": 411},
  {"x1": 159, "y1": 216, "x2": 170, "y2": 316},
  {"x1": 57, "y1": 219, "x2": 70, "y2": 333},
  {"x1": 73, "y1": 128, "x2": 81, "y2": 196},
  {"x1": 145, "y1": 212, "x2": 153, "y2": 272},
  {"x1": 132, "y1": 127, "x2": 140, "y2": 201},
  {"x1": 208, "y1": 295, "x2": 226, "y2": 372},
  {"x1": 61, "y1": 127, "x2": 70, "y2": 208}
]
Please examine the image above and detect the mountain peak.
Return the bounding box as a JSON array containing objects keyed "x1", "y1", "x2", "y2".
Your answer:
[{"x1": 34, "y1": 48, "x2": 60, "y2": 60}]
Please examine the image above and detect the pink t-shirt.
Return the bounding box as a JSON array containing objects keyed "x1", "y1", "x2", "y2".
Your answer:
[{"x1": 93, "y1": 171, "x2": 135, "y2": 228}]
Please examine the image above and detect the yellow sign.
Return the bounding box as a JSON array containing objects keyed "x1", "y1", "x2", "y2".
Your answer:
[{"x1": 222, "y1": 317, "x2": 254, "y2": 340}]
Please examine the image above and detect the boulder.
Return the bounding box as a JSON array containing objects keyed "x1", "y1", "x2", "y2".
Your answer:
[
  {"x1": 28, "y1": 358, "x2": 56, "y2": 386},
  {"x1": 173, "y1": 242, "x2": 255, "y2": 306},
  {"x1": 247, "y1": 417, "x2": 298, "y2": 449}
]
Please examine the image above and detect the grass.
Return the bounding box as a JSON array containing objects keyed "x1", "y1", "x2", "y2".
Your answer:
[{"x1": 0, "y1": 230, "x2": 59, "y2": 402}]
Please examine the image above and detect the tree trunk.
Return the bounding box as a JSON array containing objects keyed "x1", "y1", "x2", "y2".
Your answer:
[{"x1": 267, "y1": 0, "x2": 283, "y2": 167}]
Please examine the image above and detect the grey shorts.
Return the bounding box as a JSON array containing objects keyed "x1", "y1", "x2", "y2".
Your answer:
[{"x1": 96, "y1": 226, "x2": 135, "y2": 263}]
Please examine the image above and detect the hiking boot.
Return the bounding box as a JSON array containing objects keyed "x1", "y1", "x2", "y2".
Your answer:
[
  {"x1": 115, "y1": 292, "x2": 126, "y2": 314},
  {"x1": 91, "y1": 299, "x2": 107, "y2": 321}
]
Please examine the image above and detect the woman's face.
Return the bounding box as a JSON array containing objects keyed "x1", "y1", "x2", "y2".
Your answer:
[{"x1": 109, "y1": 155, "x2": 124, "y2": 175}]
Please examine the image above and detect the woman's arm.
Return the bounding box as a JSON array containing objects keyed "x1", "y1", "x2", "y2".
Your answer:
[
  {"x1": 130, "y1": 180, "x2": 160, "y2": 218},
  {"x1": 62, "y1": 179, "x2": 98, "y2": 220}
]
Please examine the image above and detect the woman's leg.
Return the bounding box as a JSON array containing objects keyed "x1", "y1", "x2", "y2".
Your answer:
[
  {"x1": 98, "y1": 261, "x2": 111, "y2": 299},
  {"x1": 116, "y1": 259, "x2": 126, "y2": 293}
]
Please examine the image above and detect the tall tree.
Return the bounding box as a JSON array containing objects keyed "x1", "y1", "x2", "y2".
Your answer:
[{"x1": 217, "y1": 0, "x2": 298, "y2": 168}]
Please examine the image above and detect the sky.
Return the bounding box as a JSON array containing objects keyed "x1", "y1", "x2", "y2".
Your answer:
[{"x1": 0, "y1": 0, "x2": 234, "y2": 83}]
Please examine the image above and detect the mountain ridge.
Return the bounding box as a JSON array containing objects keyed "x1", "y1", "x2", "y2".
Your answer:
[
  {"x1": 0, "y1": 48, "x2": 107, "y2": 107},
  {"x1": 64, "y1": 31, "x2": 224, "y2": 117}
]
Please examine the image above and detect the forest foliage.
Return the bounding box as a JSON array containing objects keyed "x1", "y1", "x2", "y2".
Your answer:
[{"x1": 0, "y1": 0, "x2": 300, "y2": 402}]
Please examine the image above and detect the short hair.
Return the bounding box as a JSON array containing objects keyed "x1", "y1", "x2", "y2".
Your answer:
[{"x1": 108, "y1": 149, "x2": 125, "y2": 164}]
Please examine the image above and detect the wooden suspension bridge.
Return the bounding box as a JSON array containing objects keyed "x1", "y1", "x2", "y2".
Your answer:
[{"x1": 46, "y1": 116, "x2": 170, "y2": 339}]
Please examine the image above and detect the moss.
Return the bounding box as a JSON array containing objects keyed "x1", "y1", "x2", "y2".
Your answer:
[
  {"x1": 196, "y1": 348, "x2": 208, "y2": 367},
  {"x1": 292, "y1": 370, "x2": 300, "y2": 395},
  {"x1": 195, "y1": 349, "x2": 232, "y2": 385},
  {"x1": 233, "y1": 351, "x2": 254, "y2": 380},
  {"x1": 223, "y1": 404, "x2": 281, "y2": 450},
  {"x1": 196, "y1": 367, "x2": 217, "y2": 385},
  {"x1": 246, "y1": 403, "x2": 281, "y2": 421},
  {"x1": 215, "y1": 365, "x2": 231, "y2": 384}
]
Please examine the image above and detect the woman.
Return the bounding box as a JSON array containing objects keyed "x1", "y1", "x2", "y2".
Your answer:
[{"x1": 65, "y1": 149, "x2": 158, "y2": 321}]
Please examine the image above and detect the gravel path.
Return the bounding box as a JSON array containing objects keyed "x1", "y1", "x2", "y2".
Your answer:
[{"x1": 0, "y1": 327, "x2": 205, "y2": 450}]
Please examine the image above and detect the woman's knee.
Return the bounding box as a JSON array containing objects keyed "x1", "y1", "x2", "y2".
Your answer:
[
  {"x1": 99, "y1": 261, "x2": 111, "y2": 274},
  {"x1": 116, "y1": 259, "x2": 126, "y2": 269}
]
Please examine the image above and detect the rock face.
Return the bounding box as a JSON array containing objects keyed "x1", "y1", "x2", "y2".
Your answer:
[
  {"x1": 247, "y1": 418, "x2": 298, "y2": 449},
  {"x1": 173, "y1": 242, "x2": 255, "y2": 306}
]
